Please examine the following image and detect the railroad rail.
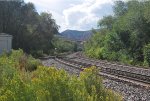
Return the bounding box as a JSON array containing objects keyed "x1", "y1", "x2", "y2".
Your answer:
[
  {"x1": 72, "y1": 57, "x2": 150, "y2": 81},
  {"x1": 54, "y1": 57, "x2": 150, "y2": 89}
]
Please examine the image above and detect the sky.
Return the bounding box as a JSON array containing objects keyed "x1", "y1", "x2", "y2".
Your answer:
[{"x1": 24, "y1": 0, "x2": 115, "y2": 32}]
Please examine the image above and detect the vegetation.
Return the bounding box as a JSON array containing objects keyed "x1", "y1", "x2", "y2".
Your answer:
[
  {"x1": 84, "y1": 0, "x2": 150, "y2": 67},
  {"x1": 0, "y1": 50, "x2": 122, "y2": 101},
  {"x1": 0, "y1": 0, "x2": 59, "y2": 55},
  {"x1": 52, "y1": 35, "x2": 77, "y2": 54},
  {"x1": 144, "y1": 44, "x2": 150, "y2": 66}
]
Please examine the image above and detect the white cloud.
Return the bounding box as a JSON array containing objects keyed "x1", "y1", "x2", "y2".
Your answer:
[
  {"x1": 25, "y1": 0, "x2": 114, "y2": 32},
  {"x1": 62, "y1": 0, "x2": 113, "y2": 31}
]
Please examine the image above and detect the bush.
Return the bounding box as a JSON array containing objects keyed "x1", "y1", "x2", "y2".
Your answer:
[
  {"x1": 144, "y1": 44, "x2": 150, "y2": 67},
  {"x1": 0, "y1": 50, "x2": 122, "y2": 101},
  {"x1": 26, "y1": 56, "x2": 41, "y2": 71},
  {"x1": 30, "y1": 50, "x2": 44, "y2": 58}
]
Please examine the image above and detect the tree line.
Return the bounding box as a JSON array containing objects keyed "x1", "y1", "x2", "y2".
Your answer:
[
  {"x1": 84, "y1": 0, "x2": 150, "y2": 67},
  {"x1": 0, "y1": 0, "x2": 59, "y2": 56}
]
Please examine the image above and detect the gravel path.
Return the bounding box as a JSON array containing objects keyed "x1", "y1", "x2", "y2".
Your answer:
[{"x1": 42, "y1": 59, "x2": 150, "y2": 101}]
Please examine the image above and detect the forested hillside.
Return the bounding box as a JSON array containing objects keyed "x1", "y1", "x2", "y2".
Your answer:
[
  {"x1": 84, "y1": 0, "x2": 150, "y2": 67},
  {"x1": 60, "y1": 29, "x2": 93, "y2": 41}
]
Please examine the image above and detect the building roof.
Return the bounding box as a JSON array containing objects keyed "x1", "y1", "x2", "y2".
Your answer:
[{"x1": 0, "y1": 33, "x2": 12, "y2": 37}]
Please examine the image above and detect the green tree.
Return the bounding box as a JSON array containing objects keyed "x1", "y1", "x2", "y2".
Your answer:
[
  {"x1": 52, "y1": 35, "x2": 76, "y2": 53},
  {"x1": 0, "y1": 0, "x2": 59, "y2": 55},
  {"x1": 84, "y1": 0, "x2": 150, "y2": 67},
  {"x1": 113, "y1": 0, "x2": 127, "y2": 17},
  {"x1": 98, "y1": 15, "x2": 115, "y2": 30}
]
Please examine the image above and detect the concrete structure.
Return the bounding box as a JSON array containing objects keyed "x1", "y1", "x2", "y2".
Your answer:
[{"x1": 0, "y1": 33, "x2": 12, "y2": 54}]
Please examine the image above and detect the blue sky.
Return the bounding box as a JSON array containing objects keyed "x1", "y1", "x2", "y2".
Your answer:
[{"x1": 24, "y1": 0, "x2": 115, "y2": 32}]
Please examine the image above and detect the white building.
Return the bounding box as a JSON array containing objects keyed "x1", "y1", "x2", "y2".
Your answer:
[{"x1": 0, "y1": 33, "x2": 12, "y2": 54}]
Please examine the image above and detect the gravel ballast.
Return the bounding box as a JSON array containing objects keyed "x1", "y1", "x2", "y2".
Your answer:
[{"x1": 42, "y1": 58, "x2": 150, "y2": 101}]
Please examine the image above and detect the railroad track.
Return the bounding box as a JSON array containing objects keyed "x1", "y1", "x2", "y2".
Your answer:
[
  {"x1": 54, "y1": 57, "x2": 150, "y2": 89},
  {"x1": 73, "y1": 57, "x2": 150, "y2": 81}
]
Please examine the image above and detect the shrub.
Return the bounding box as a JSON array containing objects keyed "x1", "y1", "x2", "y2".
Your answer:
[
  {"x1": 144, "y1": 44, "x2": 150, "y2": 67},
  {"x1": 30, "y1": 50, "x2": 44, "y2": 58},
  {"x1": 0, "y1": 50, "x2": 122, "y2": 101},
  {"x1": 26, "y1": 56, "x2": 41, "y2": 71}
]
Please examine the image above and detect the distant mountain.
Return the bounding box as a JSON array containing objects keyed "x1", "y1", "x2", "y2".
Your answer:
[{"x1": 60, "y1": 29, "x2": 93, "y2": 41}]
